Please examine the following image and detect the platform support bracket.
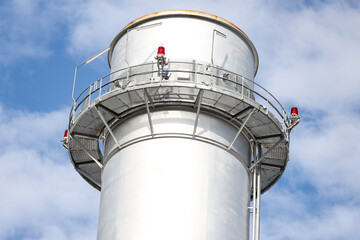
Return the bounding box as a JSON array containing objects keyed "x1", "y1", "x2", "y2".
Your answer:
[
  {"x1": 193, "y1": 90, "x2": 204, "y2": 137},
  {"x1": 144, "y1": 88, "x2": 155, "y2": 108},
  {"x1": 71, "y1": 135, "x2": 103, "y2": 168},
  {"x1": 228, "y1": 107, "x2": 256, "y2": 150},
  {"x1": 144, "y1": 89, "x2": 154, "y2": 136},
  {"x1": 95, "y1": 106, "x2": 122, "y2": 150},
  {"x1": 249, "y1": 137, "x2": 284, "y2": 171}
]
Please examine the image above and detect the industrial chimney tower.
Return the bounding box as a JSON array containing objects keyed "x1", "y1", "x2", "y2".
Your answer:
[{"x1": 62, "y1": 10, "x2": 299, "y2": 240}]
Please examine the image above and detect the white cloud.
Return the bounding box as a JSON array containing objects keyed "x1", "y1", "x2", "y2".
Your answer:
[
  {"x1": 0, "y1": 0, "x2": 83, "y2": 64},
  {"x1": 1, "y1": 0, "x2": 360, "y2": 239},
  {"x1": 262, "y1": 188, "x2": 360, "y2": 240},
  {"x1": 65, "y1": 0, "x2": 258, "y2": 56},
  {"x1": 67, "y1": 1, "x2": 130, "y2": 56},
  {"x1": 292, "y1": 110, "x2": 360, "y2": 199},
  {"x1": 252, "y1": 2, "x2": 360, "y2": 111},
  {"x1": 258, "y1": 108, "x2": 360, "y2": 239},
  {"x1": 0, "y1": 105, "x2": 99, "y2": 240},
  {"x1": 0, "y1": 0, "x2": 52, "y2": 63},
  {"x1": 56, "y1": 1, "x2": 360, "y2": 239}
]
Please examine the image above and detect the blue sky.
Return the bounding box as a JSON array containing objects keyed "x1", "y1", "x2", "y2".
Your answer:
[{"x1": 1, "y1": 0, "x2": 360, "y2": 239}]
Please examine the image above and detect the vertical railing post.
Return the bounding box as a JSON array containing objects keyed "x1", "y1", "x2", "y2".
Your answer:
[
  {"x1": 241, "y1": 76, "x2": 244, "y2": 99},
  {"x1": 71, "y1": 102, "x2": 76, "y2": 124},
  {"x1": 99, "y1": 78, "x2": 103, "y2": 99},
  {"x1": 88, "y1": 84, "x2": 93, "y2": 105},
  {"x1": 266, "y1": 91, "x2": 269, "y2": 114},
  {"x1": 72, "y1": 66, "x2": 78, "y2": 103},
  {"x1": 194, "y1": 60, "x2": 197, "y2": 86}
]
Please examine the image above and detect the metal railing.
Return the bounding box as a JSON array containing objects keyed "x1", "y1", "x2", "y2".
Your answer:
[{"x1": 70, "y1": 60, "x2": 290, "y2": 130}]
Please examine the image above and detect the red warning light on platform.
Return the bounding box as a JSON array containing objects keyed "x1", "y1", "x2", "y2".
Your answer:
[
  {"x1": 157, "y1": 46, "x2": 165, "y2": 55},
  {"x1": 291, "y1": 107, "x2": 298, "y2": 115},
  {"x1": 64, "y1": 129, "x2": 69, "y2": 138}
]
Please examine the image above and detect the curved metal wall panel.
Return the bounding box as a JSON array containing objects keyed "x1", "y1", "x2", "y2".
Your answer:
[
  {"x1": 103, "y1": 110, "x2": 251, "y2": 166},
  {"x1": 98, "y1": 138, "x2": 250, "y2": 240},
  {"x1": 110, "y1": 16, "x2": 256, "y2": 83}
]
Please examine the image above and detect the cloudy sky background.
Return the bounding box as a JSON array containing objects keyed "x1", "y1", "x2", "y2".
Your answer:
[{"x1": 0, "y1": 0, "x2": 359, "y2": 239}]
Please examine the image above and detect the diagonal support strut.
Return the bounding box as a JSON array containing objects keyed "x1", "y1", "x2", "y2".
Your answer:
[
  {"x1": 144, "y1": 88, "x2": 155, "y2": 109},
  {"x1": 144, "y1": 89, "x2": 154, "y2": 136},
  {"x1": 71, "y1": 135, "x2": 103, "y2": 168},
  {"x1": 228, "y1": 108, "x2": 256, "y2": 150},
  {"x1": 95, "y1": 106, "x2": 122, "y2": 150},
  {"x1": 249, "y1": 137, "x2": 284, "y2": 171},
  {"x1": 193, "y1": 90, "x2": 204, "y2": 137}
]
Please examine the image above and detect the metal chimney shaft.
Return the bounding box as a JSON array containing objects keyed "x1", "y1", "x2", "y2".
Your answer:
[{"x1": 64, "y1": 10, "x2": 294, "y2": 240}]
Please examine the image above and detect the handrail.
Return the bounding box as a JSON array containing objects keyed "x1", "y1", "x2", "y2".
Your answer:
[{"x1": 71, "y1": 60, "x2": 289, "y2": 129}]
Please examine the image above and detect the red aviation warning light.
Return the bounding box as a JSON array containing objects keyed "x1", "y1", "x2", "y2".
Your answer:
[
  {"x1": 64, "y1": 129, "x2": 69, "y2": 138},
  {"x1": 289, "y1": 107, "x2": 300, "y2": 129},
  {"x1": 291, "y1": 107, "x2": 298, "y2": 116},
  {"x1": 157, "y1": 46, "x2": 165, "y2": 55},
  {"x1": 155, "y1": 46, "x2": 167, "y2": 78},
  {"x1": 61, "y1": 129, "x2": 69, "y2": 148}
]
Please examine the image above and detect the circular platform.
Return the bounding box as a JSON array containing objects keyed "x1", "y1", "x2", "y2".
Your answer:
[{"x1": 67, "y1": 60, "x2": 290, "y2": 194}]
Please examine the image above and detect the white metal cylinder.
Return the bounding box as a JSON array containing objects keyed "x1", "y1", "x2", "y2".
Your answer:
[
  {"x1": 66, "y1": 10, "x2": 292, "y2": 240},
  {"x1": 97, "y1": 110, "x2": 251, "y2": 240},
  {"x1": 108, "y1": 10, "x2": 258, "y2": 89},
  {"x1": 96, "y1": 10, "x2": 260, "y2": 240}
]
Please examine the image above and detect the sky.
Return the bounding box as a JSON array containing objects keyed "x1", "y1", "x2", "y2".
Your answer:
[{"x1": 0, "y1": 0, "x2": 359, "y2": 239}]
